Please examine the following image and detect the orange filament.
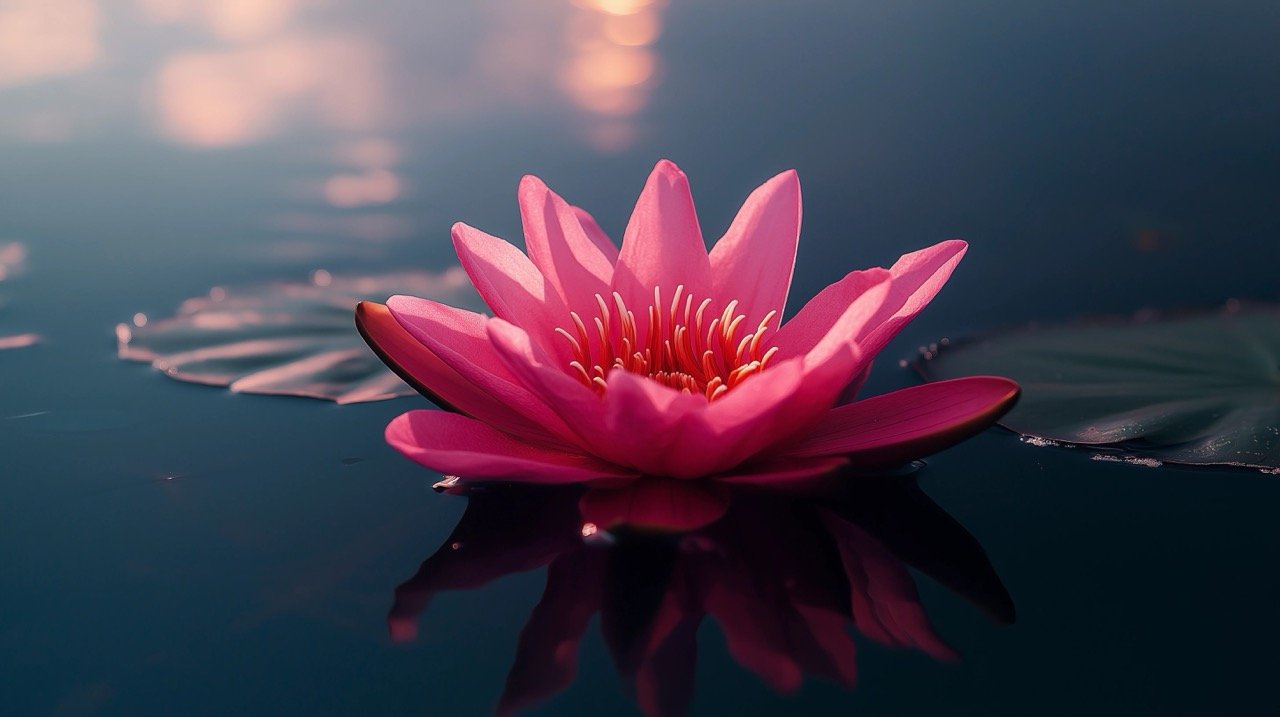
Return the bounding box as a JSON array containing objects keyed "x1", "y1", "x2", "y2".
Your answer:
[{"x1": 554, "y1": 285, "x2": 780, "y2": 401}]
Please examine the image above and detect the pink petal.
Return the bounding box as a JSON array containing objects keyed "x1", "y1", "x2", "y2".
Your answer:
[
  {"x1": 711, "y1": 271, "x2": 901, "y2": 455},
  {"x1": 708, "y1": 169, "x2": 801, "y2": 329},
  {"x1": 451, "y1": 222, "x2": 568, "y2": 355},
  {"x1": 386, "y1": 410, "x2": 635, "y2": 483},
  {"x1": 486, "y1": 318, "x2": 705, "y2": 478},
  {"x1": 658, "y1": 359, "x2": 809, "y2": 477},
  {"x1": 597, "y1": 370, "x2": 708, "y2": 476},
  {"x1": 483, "y1": 317, "x2": 625, "y2": 456},
  {"x1": 578, "y1": 478, "x2": 730, "y2": 532},
  {"x1": 784, "y1": 376, "x2": 1020, "y2": 467},
  {"x1": 572, "y1": 205, "x2": 620, "y2": 264},
  {"x1": 356, "y1": 301, "x2": 559, "y2": 442},
  {"x1": 519, "y1": 176, "x2": 615, "y2": 315},
  {"x1": 859, "y1": 239, "x2": 968, "y2": 361},
  {"x1": 577, "y1": 272, "x2": 891, "y2": 479},
  {"x1": 387, "y1": 295, "x2": 580, "y2": 444},
  {"x1": 612, "y1": 160, "x2": 713, "y2": 336},
  {"x1": 772, "y1": 240, "x2": 967, "y2": 364}
]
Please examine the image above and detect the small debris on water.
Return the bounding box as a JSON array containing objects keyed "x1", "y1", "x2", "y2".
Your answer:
[
  {"x1": 432, "y1": 475, "x2": 461, "y2": 492},
  {"x1": 1091, "y1": 454, "x2": 1163, "y2": 468}
]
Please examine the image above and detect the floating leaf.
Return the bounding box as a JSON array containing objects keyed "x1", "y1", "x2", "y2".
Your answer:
[
  {"x1": 918, "y1": 305, "x2": 1280, "y2": 471},
  {"x1": 118, "y1": 268, "x2": 483, "y2": 404}
]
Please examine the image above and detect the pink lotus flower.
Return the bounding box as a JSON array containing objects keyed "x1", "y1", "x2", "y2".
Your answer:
[{"x1": 357, "y1": 160, "x2": 1018, "y2": 485}]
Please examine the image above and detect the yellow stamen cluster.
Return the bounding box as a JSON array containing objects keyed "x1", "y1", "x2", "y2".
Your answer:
[{"x1": 555, "y1": 285, "x2": 779, "y2": 401}]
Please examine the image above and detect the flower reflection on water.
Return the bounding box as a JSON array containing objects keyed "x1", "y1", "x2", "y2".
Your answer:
[{"x1": 389, "y1": 472, "x2": 1014, "y2": 717}]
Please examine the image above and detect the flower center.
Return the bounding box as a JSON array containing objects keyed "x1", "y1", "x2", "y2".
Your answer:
[{"x1": 555, "y1": 285, "x2": 779, "y2": 401}]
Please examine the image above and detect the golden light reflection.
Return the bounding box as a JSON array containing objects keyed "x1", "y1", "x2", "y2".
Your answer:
[
  {"x1": 333, "y1": 138, "x2": 402, "y2": 170},
  {"x1": 136, "y1": 0, "x2": 301, "y2": 42},
  {"x1": 322, "y1": 169, "x2": 402, "y2": 208},
  {"x1": 561, "y1": 0, "x2": 665, "y2": 152},
  {"x1": 602, "y1": 11, "x2": 661, "y2": 46},
  {"x1": 0, "y1": 0, "x2": 100, "y2": 89},
  {"x1": 154, "y1": 37, "x2": 388, "y2": 148},
  {"x1": 573, "y1": 0, "x2": 657, "y2": 16}
]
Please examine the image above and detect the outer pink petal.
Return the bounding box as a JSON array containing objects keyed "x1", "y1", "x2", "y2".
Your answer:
[
  {"x1": 859, "y1": 239, "x2": 968, "y2": 359},
  {"x1": 356, "y1": 301, "x2": 559, "y2": 443},
  {"x1": 572, "y1": 205, "x2": 620, "y2": 264},
  {"x1": 672, "y1": 270, "x2": 894, "y2": 476},
  {"x1": 612, "y1": 160, "x2": 713, "y2": 335},
  {"x1": 386, "y1": 295, "x2": 578, "y2": 444},
  {"x1": 519, "y1": 176, "x2": 614, "y2": 315},
  {"x1": 708, "y1": 169, "x2": 801, "y2": 329},
  {"x1": 772, "y1": 240, "x2": 967, "y2": 362},
  {"x1": 451, "y1": 222, "x2": 568, "y2": 355},
  {"x1": 784, "y1": 376, "x2": 1020, "y2": 467},
  {"x1": 386, "y1": 410, "x2": 636, "y2": 483}
]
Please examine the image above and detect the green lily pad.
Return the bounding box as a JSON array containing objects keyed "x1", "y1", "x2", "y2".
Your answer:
[
  {"x1": 917, "y1": 305, "x2": 1280, "y2": 471},
  {"x1": 117, "y1": 268, "x2": 482, "y2": 404}
]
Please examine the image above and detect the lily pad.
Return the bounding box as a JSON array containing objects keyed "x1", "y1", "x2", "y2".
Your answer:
[
  {"x1": 918, "y1": 305, "x2": 1280, "y2": 471},
  {"x1": 117, "y1": 268, "x2": 483, "y2": 404}
]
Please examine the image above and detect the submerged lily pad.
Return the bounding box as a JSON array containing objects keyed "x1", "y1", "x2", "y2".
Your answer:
[
  {"x1": 118, "y1": 268, "x2": 482, "y2": 404},
  {"x1": 918, "y1": 305, "x2": 1280, "y2": 471}
]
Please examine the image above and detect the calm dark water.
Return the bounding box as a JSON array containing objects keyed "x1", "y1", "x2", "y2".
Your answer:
[{"x1": 3, "y1": 1, "x2": 1279, "y2": 715}]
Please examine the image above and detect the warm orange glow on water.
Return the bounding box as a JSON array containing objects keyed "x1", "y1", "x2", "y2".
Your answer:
[
  {"x1": 334, "y1": 138, "x2": 402, "y2": 170},
  {"x1": 136, "y1": 0, "x2": 301, "y2": 42},
  {"x1": 575, "y1": 0, "x2": 657, "y2": 16},
  {"x1": 561, "y1": 0, "x2": 665, "y2": 151},
  {"x1": 603, "y1": 9, "x2": 661, "y2": 46},
  {"x1": 566, "y1": 46, "x2": 656, "y2": 89},
  {"x1": 0, "y1": 0, "x2": 100, "y2": 89},
  {"x1": 154, "y1": 37, "x2": 387, "y2": 147},
  {"x1": 323, "y1": 169, "x2": 402, "y2": 208}
]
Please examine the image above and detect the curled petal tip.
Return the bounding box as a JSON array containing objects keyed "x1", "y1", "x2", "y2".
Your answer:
[
  {"x1": 518, "y1": 174, "x2": 546, "y2": 194},
  {"x1": 652, "y1": 158, "x2": 687, "y2": 179}
]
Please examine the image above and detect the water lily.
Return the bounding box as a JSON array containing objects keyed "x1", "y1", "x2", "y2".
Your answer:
[{"x1": 357, "y1": 160, "x2": 1018, "y2": 485}]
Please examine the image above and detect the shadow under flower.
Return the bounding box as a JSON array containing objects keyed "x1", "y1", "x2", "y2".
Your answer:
[{"x1": 389, "y1": 469, "x2": 1014, "y2": 717}]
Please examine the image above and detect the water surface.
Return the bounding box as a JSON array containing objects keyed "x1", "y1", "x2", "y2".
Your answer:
[{"x1": 2, "y1": 1, "x2": 1279, "y2": 714}]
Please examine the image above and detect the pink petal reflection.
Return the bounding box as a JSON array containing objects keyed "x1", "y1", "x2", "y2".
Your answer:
[{"x1": 390, "y1": 475, "x2": 1014, "y2": 717}]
